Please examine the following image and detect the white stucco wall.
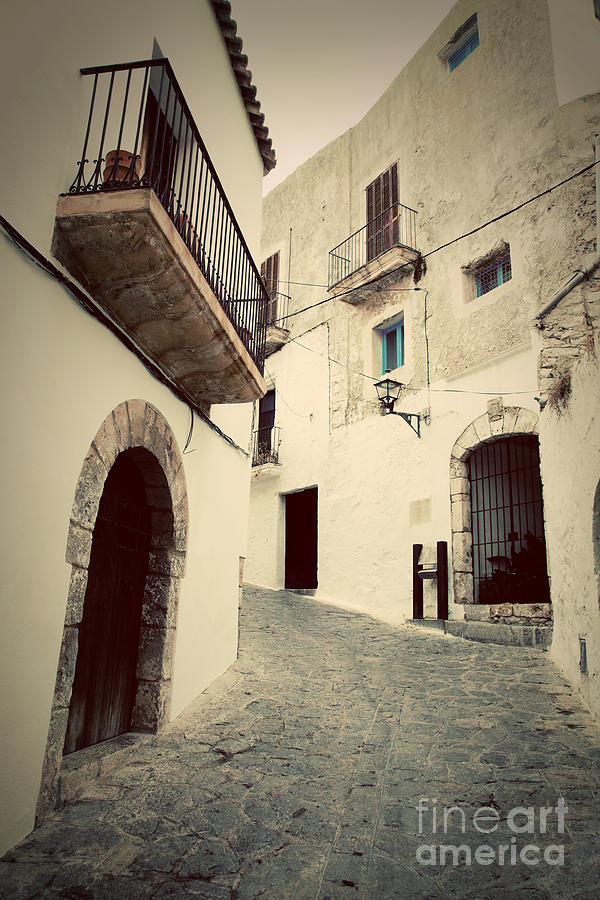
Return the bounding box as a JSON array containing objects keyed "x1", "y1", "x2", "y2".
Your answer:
[
  {"x1": 0, "y1": 0, "x2": 264, "y2": 258},
  {"x1": 248, "y1": 336, "x2": 539, "y2": 624},
  {"x1": 548, "y1": 0, "x2": 600, "y2": 107},
  {"x1": 540, "y1": 347, "x2": 600, "y2": 719},
  {"x1": 0, "y1": 0, "x2": 265, "y2": 857},
  {"x1": 248, "y1": 0, "x2": 599, "y2": 654},
  {"x1": 0, "y1": 236, "x2": 253, "y2": 855}
]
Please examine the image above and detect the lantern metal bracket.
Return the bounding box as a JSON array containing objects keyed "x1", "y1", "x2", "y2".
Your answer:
[
  {"x1": 383, "y1": 408, "x2": 421, "y2": 437},
  {"x1": 375, "y1": 377, "x2": 421, "y2": 437},
  {"x1": 393, "y1": 410, "x2": 421, "y2": 437}
]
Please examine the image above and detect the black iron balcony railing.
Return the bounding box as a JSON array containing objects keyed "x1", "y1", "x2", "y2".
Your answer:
[
  {"x1": 328, "y1": 202, "x2": 418, "y2": 288},
  {"x1": 266, "y1": 292, "x2": 290, "y2": 328},
  {"x1": 68, "y1": 59, "x2": 268, "y2": 372},
  {"x1": 251, "y1": 426, "x2": 281, "y2": 467}
]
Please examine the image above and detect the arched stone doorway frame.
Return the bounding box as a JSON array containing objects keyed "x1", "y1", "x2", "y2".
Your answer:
[
  {"x1": 37, "y1": 399, "x2": 188, "y2": 823},
  {"x1": 449, "y1": 403, "x2": 540, "y2": 608}
]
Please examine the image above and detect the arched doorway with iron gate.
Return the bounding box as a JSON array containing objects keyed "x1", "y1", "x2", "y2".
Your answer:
[
  {"x1": 449, "y1": 404, "x2": 551, "y2": 629},
  {"x1": 469, "y1": 435, "x2": 549, "y2": 606}
]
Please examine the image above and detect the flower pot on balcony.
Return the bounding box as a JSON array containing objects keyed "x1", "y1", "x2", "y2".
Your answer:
[{"x1": 102, "y1": 150, "x2": 141, "y2": 186}]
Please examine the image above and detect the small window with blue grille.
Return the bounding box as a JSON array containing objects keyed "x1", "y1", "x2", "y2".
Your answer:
[
  {"x1": 448, "y1": 28, "x2": 479, "y2": 71},
  {"x1": 464, "y1": 245, "x2": 512, "y2": 301},
  {"x1": 440, "y1": 14, "x2": 479, "y2": 73},
  {"x1": 381, "y1": 319, "x2": 404, "y2": 373}
]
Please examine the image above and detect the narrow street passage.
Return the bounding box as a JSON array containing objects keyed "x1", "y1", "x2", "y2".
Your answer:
[{"x1": 2, "y1": 586, "x2": 599, "y2": 899}]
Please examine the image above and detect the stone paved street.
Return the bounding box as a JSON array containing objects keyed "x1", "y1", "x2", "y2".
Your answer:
[{"x1": 2, "y1": 585, "x2": 600, "y2": 899}]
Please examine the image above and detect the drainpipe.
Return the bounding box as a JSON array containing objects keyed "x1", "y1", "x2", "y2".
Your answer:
[{"x1": 533, "y1": 134, "x2": 600, "y2": 322}]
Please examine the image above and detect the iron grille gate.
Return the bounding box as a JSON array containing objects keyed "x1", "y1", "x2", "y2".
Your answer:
[{"x1": 469, "y1": 435, "x2": 549, "y2": 605}]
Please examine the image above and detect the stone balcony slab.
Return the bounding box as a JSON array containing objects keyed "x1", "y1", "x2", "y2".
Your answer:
[
  {"x1": 330, "y1": 245, "x2": 420, "y2": 304},
  {"x1": 53, "y1": 188, "x2": 266, "y2": 404},
  {"x1": 265, "y1": 323, "x2": 290, "y2": 356}
]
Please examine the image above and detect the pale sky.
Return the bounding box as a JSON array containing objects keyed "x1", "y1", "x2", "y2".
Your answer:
[{"x1": 231, "y1": 0, "x2": 457, "y2": 193}]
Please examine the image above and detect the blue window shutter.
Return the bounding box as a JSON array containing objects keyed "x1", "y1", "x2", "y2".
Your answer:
[
  {"x1": 398, "y1": 320, "x2": 405, "y2": 366},
  {"x1": 382, "y1": 322, "x2": 404, "y2": 373},
  {"x1": 448, "y1": 28, "x2": 479, "y2": 71}
]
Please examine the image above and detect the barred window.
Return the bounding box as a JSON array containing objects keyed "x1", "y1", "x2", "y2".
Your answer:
[
  {"x1": 440, "y1": 14, "x2": 479, "y2": 73},
  {"x1": 464, "y1": 247, "x2": 512, "y2": 300}
]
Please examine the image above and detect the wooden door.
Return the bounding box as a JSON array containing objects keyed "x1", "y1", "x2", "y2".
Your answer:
[
  {"x1": 64, "y1": 453, "x2": 151, "y2": 754},
  {"x1": 285, "y1": 488, "x2": 318, "y2": 590}
]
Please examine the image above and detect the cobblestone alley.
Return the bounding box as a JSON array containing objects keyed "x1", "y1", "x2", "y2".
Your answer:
[{"x1": 1, "y1": 585, "x2": 600, "y2": 899}]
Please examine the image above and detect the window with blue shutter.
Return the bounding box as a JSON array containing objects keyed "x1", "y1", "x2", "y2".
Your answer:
[
  {"x1": 448, "y1": 28, "x2": 480, "y2": 71},
  {"x1": 382, "y1": 320, "x2": 404, "y2": 373},
  {"x1": 440, "y1": 14, "x2": 479, "y2": 73}
]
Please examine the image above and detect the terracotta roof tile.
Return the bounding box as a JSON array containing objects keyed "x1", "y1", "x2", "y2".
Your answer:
[{"x1": 210, "y1": 0, "x2": 276, "y2": 174}]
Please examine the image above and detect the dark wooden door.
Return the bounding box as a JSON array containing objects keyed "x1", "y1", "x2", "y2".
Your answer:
[
  {"x1": 285, "y1": 488, "x2": 318, "y2": 590},
  {"x1": 64, "y1": 453, "x2": 151, "y2": 755}
]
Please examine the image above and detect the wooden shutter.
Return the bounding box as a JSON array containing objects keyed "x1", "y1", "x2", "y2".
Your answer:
[
  {"x1": 261, "y1": 252, "x2": 279, "y2": 298},
  {"x1": 261, "y1": 252, "x2": 280, "y2": 323},
  {"x1": 366, "y1": 163, "x2": 398, "y2": 261}
]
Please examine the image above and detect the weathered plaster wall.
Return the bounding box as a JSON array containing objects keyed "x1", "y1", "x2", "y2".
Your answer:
[
  {"x1": 248, "y1": 333, "x2": 538, "y2": 624},
  {"x1": 0, "y1": 0, "x2": 263, "y2": 857},
  {"x1": 539, "y1": 344, "x2": 600, "y2": 719},
  {"x1": 249, "y1": 0, "x2": 599, "y2": 646},
  {"x1": 261, "y1": 0, "x2": 599, "y2": 405}
]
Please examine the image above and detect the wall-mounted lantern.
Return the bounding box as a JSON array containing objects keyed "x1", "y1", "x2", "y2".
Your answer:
[{"x1": 374, "y1": 378, "x2": 421, "y2": 437}]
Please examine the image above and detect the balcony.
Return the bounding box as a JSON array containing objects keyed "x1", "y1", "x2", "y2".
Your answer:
[
  {"x1": 264, "y1": 292, "x2": 290, "y2": 356},
  {"x1": 328, "y1": 202, "x2": 419, "y2": 303},
  {"x1": 52, "y1": 59, "x2": 268, "y2": 405},
  {"x1": 251, "y1": 426, "x2": 281, "y2": 470}
]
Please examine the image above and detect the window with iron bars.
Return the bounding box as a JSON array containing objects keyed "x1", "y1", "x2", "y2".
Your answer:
[
  {"x1": 465, "y1": 247, "x2": 512, "y2": 300},
  {"x1": 440, "y1": 13, "x2": 479, "y2": 73}
]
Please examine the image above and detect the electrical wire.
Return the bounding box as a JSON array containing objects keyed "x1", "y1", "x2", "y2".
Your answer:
[
  {"x1": 182, "y1": 406, "x2": 197, "y2": 453},
  {"x1": 272, "y1": 157, "x2": 600, "y2": 325},
  {"x1": 287, "y1": 333, "x2": 536, "y2": 397},
  {"x1": 0, "y1": 214, "x2": 249, "y2": 456},
  {"x1": 264, "y1": 365, "x2": 313, "y2": 418}
]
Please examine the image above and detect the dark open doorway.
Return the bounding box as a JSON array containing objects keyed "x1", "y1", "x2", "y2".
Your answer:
[
  {"x1": 285, "y1": 487, "x2": 318, "y2": 590},
  {"x1": 64, "y1": 452, "x2": 152, "y2": 754}
]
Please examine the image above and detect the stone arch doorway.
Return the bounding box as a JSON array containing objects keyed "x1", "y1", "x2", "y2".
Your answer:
[
  {"x1": 63, "y1": 451, "x2": 153, "y2": 754},
  {"x1": 36, "y1": 400, "x2": 188, "y2": 823},
  {"x1": 449, "y1": 404, "x2": 550, "y2": 625}
]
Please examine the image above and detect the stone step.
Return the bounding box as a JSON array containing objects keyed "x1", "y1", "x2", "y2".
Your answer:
[
  {"x1": 445, "y1": 619, "x2": 552, "y2": 650},
  {"x1": 59, "y1": 733, "x2": 153, "y2": 805},
  {"x1": 405, "y1": 618, "x2": 446, "y2": 631}
]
